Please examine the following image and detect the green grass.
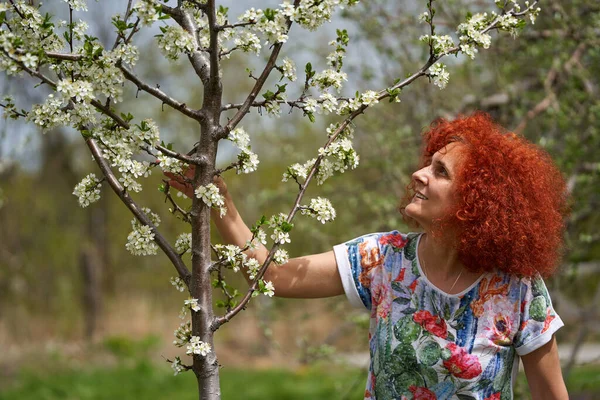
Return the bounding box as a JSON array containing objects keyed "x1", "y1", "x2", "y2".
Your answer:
[
  {"x1": 0, "y1": 361, "x2": 365, "y2": 400},
  {"x1": 1, "y1": 360, "x2": 598, "y2": 400}
]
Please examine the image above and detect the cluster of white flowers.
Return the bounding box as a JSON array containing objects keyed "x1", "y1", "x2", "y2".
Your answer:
[
  {"x1": 158, "y1": 151, "x2": 184, "y2": 175},
  {"x1": 173, "y1": 321, "x2": 191, "y2": 347},
  {"x1": 134, "y1": 0, "x2": 160, "y2": 25},
  {"x1": 184, "y1": 298, "x2": 201, "y2": 312},
  {"x1": 282, "y1": 163, "x2": 309, "y2": 183},
  {"x1": 126, "y1": 224, "x2": 157, "y2": 255},
  {"x1": 302, "y1": 197, "x2": 336, "y2": 224},
  {"x1": 214, "y1": 244, "x2": 246, "y2": 272},
  {"x1": 418, "y1": 11, "x2": 429, "y2": 24},
  {"x1": 227, "y1": 127, "x2": 260, "y2": 174},
  {"x1": 175, "y1": 233, "x2": 192, "y2": 255},
  {"x1": 72, "y1": 20, "x2": 89, "y2": 41},
  {"x1": 195, "y1": 183, "x2": 226, "y2": 217},
  {"x1": 56, "y1": 78, "x2": 95, "y2": 103},
  {"x1": 360, "y1": 90, "x2": 380, "y2": 106},
  {"x1": 428, "y1": 62, "x2": 450, "y2": 89},
  {"x1": 281, "y1": 58, "x2": 297, "y2": 82},
  {"x1": 186, "y1": 336, "x2": 212, "y2": 356},
  {"x1": 170, "y1": 276, "x2": 186, "y2": 292},
  {"x1": 281, "y1": 0, "x2": 358, "y2": 31},
  {"x1": 27, "y1": 95, "x2": 70, "y2": 129},
  {"x1": 157, "y1": 26, "x2": 195, "y2": 60},
  {"x1": 20, "y1": 53, "x2": 39, "y2": 69},
  {"x1": 268, "y1": 213, "x2": 292, "y2": 245},
  {"x1": 457, "y1": 13, "x2": 492, "y2": 49},
  {"x1": 73, "y1": 173, "x2": 102, "y2": 207},
  {"x1": 319, "y1": 93, "x2": 338, "y2": 114},
  {"x1": 420, "y1": 34, "x2": 455, "y2": 56},
  {"x1": 273, "y1": 248, "x2": 289, "y2": 265},
  {"x1": 239, "y1": 7, "x2": 289, "y2": 44},
  {"x1": 311, "y1": 69, "x2": 348, "y2": 93},
  {"x1": 64, "y1": 0, "x2": 88, "y2": 12},
  {"x1": 262, "y1": 281, "x2": 275, "y2": 297},
  {"x1": 245, "y1": 258, "x2": 261, "y2": 280},
  {"x1": 171, "y1": 357, "x2": 184, "y2": 376},
  {"x1": 125, "y1": 209, "x2": 160, "y2": 256},
  {"x1": 113, "y1": 43, "x2": 139, "y2": 66},
  {"x1": 303, "y1": 98, "x2": 319, "y2": 114},
  {"x1": 233, "y1": 30, "x2": 261, "y2": 55},
  {"x1": 318, "y1": 137, "x2": 359, "y2": 173},
  {"x1": 246, "y1": 228, "x2": 267, "y2": 250}
]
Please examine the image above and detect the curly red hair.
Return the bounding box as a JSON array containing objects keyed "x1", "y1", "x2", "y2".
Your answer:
[{"x1": 401, "y1": 112, "x2": 569, "y2": 278}]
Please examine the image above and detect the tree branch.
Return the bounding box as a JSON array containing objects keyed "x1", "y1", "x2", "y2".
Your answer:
[
  {"x1": 119, "y1": 64, "x2": 206, "y2": 121},
  {"x1": 86, "y1": 137, "x2": 191, "y2": 286}
]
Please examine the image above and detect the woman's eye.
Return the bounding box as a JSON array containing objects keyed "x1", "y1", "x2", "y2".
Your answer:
[{"x1": 437, "y1": 167, "x2": 448, "y2": 177}]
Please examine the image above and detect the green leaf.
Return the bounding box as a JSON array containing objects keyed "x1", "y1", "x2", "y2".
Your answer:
[
  {"x1": 392, "y1": 297, "x2": 411, "y2": 305},
  {"x1": 280, "y1": 221, "x2": 294, "y2": 233}
]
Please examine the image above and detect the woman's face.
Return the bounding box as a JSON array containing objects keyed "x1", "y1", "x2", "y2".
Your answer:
[{"x1": 404, "y1": 142, "x2": 464, "y2": 229}]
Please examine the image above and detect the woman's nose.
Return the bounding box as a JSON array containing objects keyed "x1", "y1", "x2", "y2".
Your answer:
[{"x1": 412, "y1": 166, "x2": 428, "y2": 186}]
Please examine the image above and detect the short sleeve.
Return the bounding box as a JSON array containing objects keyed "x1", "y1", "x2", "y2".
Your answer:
[
  {"x1": 333, "y1": 231, "x2": 396, "y2": 311},
  {"x1": 514, "y1": 275, "x2": 564, "y2": 356}
]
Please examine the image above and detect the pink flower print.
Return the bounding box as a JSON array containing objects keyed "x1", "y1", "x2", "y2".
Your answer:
[
  {"x1": 409, "y1": 385, "x2": 437, "y2": 400},
  {"x1": 484, "y1": 393, "x2": 501, "y2": 400},
  {"x1": 442, "y1": 343, "x2": 482, "y2": 379},
  {"x1": 372, "y1": 283, "x2": 392, "y2": 319},
  {"x1": 413, "y1": 310, "x2": 448, "y2": 339},
  {"x1": 488, "y1": 313, "x2": 513, "y2": 346},
  {"x1": 542, "y1": 311, "x2": 556, "y2": 334},
  {"x1": 379, "y1": 233, "x2": 408, "y2": 249}
]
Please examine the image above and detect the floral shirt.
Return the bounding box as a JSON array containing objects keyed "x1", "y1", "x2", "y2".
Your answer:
[{"x1": 333, "y1": 232, "x2": 563, "y2": 400}]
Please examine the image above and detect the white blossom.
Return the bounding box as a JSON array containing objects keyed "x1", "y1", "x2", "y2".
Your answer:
[
  {"x1": 281, "y1": 58, "x2": 297, "y2": 81},
  {"x1": 428, "y1": 62, "x2": 450, "y2": 89},
  {"x1": 460, "y1": 43, "x2": 478, "y2": 59},
  {"x1": 311, "y1": 69, "x2": 348, "y2": 93},
  {"x1": 228, "y1": 127, "x2": 251, "y2": 150},
  {"x1": 418, "y1": 11, "x2": 429, "y2": 23},
  {"x1": 134, "y1": 0, "x2": 160, "y2": 25},
  {"x1": 157, "y1": 25, "x2": 195, "y2": 60},
  {"x1": 234, "y1": 30, "x2": 261, "y2": 55},
  {"x1": 184, "y1": 298, "x2": 201, "y2": 312},
  {"x1": 303, "y1": 98, "x2": 319, "y2": 114},
  {"x1": 271, "y1": 230, "x2": 291, "y2": 245},
  {"x1": 273, "y1": 249, "x2": 289, "y2": 265},
  {"x1": 186, "y1": 336, "x2": 212, "y2": 356},
  {"x1": 361, "y1": 90, "x2": 380, "y2": 106},
  {"x1": 73, "y1": 173, "x2": 102, "y2": 207},
  {"x1": 263, "y1": 281, "x2": 275, "y2": 297},
  {"x1": 237, "y1": 149, "x2": 260, "y2": 174},
  {"x1": 171, "y1": 357, "x2": 184, "y2": 376},
  {"x1": 245, "y1": 258, "x2": 261, "y2": 280},
  {"x1": 56, "y1": 79, "x2": 95, "y2": 103},
  {"x1": 420, "y1": 34, "x2": 455, "y2": 55},
  {"x1": 173, "y1": 322, "x2": 191, "y2": 347},
  {"x1": 158, "y1": 152, "x2": 184, "y2": 174},
  {"x1": 64, "y1": 0, "x2": 88, "y2": 12},
  {"x1": 175, "y1": 233, "x2": 192, "y2": 255},
  {"x1": 319, "y1": 93, "x2": 338, "y2": 114},
  {"x1": 304, "y1": 197, "x2": 336, "y2": 223},
  {"x1": 282, "y1": 163, "x2": 308, "y2": 182},
  {"x1": 195, "y1": 183, "x2": 226, "y2": 217},
  {"x1": 170, "y1": 276, "x2": 186, "y2": 292},
  {"x1": 20, "y1": 53, "x2": 38, "y2": 69},
  {"x1": 126, "y1": 224, "x2": 157, "y2": 256}
]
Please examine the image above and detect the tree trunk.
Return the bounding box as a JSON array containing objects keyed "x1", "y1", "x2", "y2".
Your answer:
[{"x1": 191, "y1": 121, "x2": 221, "y2": 399}]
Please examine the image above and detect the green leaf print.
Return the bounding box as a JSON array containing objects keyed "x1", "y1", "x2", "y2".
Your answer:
[
  {"x1": 393, "y1": 315, "x2": 422, "y2": 343},
  {"x1": 375, "y1": 372, "x2": 396, "y2": 400},
  {"x1": 454, "y1": 303, "x2": 469, "y2": 320},
  {"x1": 417, "y1": 340, "x2": 442, "y2": 366},
  {"x1": 419, "y1": 364, "x2": 439, "y2": 387},
  {"x1": 390, "y1": 343, "x2": 418, "y2": 374},
  {"x1": 392, "y1": 370, "x2": 425, "y2": 397},
  {"x1": 393, "y1": 297, "x2": 411, "y2": 306},
  {"x1": 404, "y1": 236, "x2": 418, "y2": 261},
  {"x1": 529, "y1": 295, "x2": 547, "y2": 322},
  {"x1": 412, "y1": 258, "x2": 420, "y2": 276},
  {"x1": 444, "y1": 303, "x2": 452, "y2": 320},
  {"x1": 531, "y1": 277, "x2": 551, "y2": 303}
]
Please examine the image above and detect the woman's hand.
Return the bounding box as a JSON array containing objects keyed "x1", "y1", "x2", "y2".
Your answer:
[{"x1": 163, "y1": 166, "x2": 228, "y2": 199}]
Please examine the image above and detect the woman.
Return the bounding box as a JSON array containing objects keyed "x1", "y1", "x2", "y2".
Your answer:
[{"x1": 167, "y1": 112, "x2": 569, "y2": 400}]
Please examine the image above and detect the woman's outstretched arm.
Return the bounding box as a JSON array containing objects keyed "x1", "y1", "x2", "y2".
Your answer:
[{"x1": 165, "y1": 170, "x2": 344, "y2": 298}]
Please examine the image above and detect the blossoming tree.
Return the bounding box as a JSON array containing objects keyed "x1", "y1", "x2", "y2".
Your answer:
[{"x1": 0, "y1": 0, "x2": 541, "y2": 398}]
